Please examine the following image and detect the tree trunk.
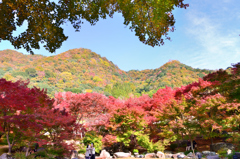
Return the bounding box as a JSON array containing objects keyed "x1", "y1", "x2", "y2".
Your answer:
[
  {"x1": 0, "y1": 132, "x2": 3, "y2": 138},
  {"x1": 120, "y1": 142, "x2": 124, "y2": 152},
  {"x1": 6, "y1": 132, "x2": 12, "y2": 154},
  {"x1": 8, "y1": 145, "x2": 12, "y2": 154},
  {"x1": 25, "y1": 142, "x2": 31, "y2": 157},
  {"x1": 190, "y1": 140, "x2": 196, "y2": 159},
  {"x1": 211, "y1": 137, "x2": 213, "y2": 145},
  {"x1": 189, "y1": 136, "x2": 196, "y2": 159}
]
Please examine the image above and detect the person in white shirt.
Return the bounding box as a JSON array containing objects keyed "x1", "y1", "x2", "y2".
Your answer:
[
  {"x1": 90, "y1": 143, "x2": 95, "y2": 159},
  {"x1": 85, "y1": 145, "x2": 92, "y2": 159}
]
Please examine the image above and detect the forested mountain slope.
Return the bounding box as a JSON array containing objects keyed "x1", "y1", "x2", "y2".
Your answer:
[
  {"x1": 127, "y1": 60, "x2": 212, "y2": 96},
  {"x1": 0, "y1": 49, "x2": 212, "y2": 98}
]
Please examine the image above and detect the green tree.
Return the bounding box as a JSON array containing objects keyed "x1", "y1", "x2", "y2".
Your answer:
[
  {"x1": 45, "y1": 70, "x2": 55, "y2": 78},
  {"x1": 25, "y1": 68, "x2": 37, "y2": 77},
  {"x1": 83, "y1": 131, "x2": 103, "y2": 153},
  {"x1": 0, "y1": 69, "x2": 5, "y2": 78},
  {"x1": 11, "y1": 71, "x2": 28, "y2": 78},
  {"x1": 105, "y1": 82, "x2": 135, "y2": 98},
  {"x1": 0, "y1": 0, "x2": 188, "y2": 54}
]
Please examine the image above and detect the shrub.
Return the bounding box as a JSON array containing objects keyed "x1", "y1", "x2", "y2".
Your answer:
[
  {"x1": 47, "y1": 147, "x2": 65, "y2": 157},
  {"x1": 33, "y1": 150, "x2": 48, "y2": 158},
  {"x1": 25, "y1": 68, "x2": 37, "y2": 77},
  {"x1": 169, "y1": 143, "x2": 178, "y2": 151},
  {"x1": 184, "y1": 150, "x2": 198, "y2": 155},
  {"x1": 102, "y1": 135, "x2": 117, "y2": 147},
  {"x1": 217, "y1": 149, "x2": 227, "y2": 158},
  {"x1": 11, "y1": 71, "x2": 28, "y2": 78},
  {"x1": 227, "y1": 150, "x2": 235, "y2": 159},
  {"x1": 78, "y1": 149, "x2": 86, "y2": 154},
  {"x1": 83, "y1": 131, "x2": 103, "y2": 153},
  {"x1": 136, "y1": 134, "x2": 169, "y2": 153},
  {"x1": 14, "y1": 152, "x2": 25, "y2": 159}
]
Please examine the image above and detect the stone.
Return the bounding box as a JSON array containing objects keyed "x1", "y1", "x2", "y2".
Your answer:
[
  {"x1": 0, "y1": 153, "x2": 7, "y2": 159},
  {"x1": 134, "y1": 153, "x2": 139, "y2": 157},
  {"x1": 202, "y1": 151, "x2": 216, "y2": 156},
  {"x1": 206, "y1": 155, "x2": 220, "y2": 159},
  {"x1": 136, "y1": 155, "x2": 144, "y2": 158},
  {"x1": 177, "y1": 154, "x2": 185, "y2": 159},
  {"x1": 196, "y1": 152, "x2": 202, "y2": 159},
  {"x1": 187, "y1": 152, "x2": 193, "y2": 157},
  {"x1": 165, "y1": 154, "x2": 173, "y2": 158},
  {"x1": 172, "y1": 154, "x2": 178, "y2": 159},
  {"x1": 145, "y1": 153, "x2": 156, "y2": 158},
  {"x1": 79, "y1": 154, "x2": 85, "y2": 159},
  {"x1": 100, "y1": 150, "x2": 111, "y2": 159},
  {"x1": 113, "y1": 152, "x2": 131, "y2": 158},
  {"x1": 0, "y1": 153, "x2": 13, "y2": 159},
  {"x1": 202, "y1": 151, "x2": 211, "y2": 156},
  {"x1": 227, "y1": 149, "x2": 232, "y2": 155},
  {"x1": 164, "y1": 151, "x2": 172, "y2": 154},
  {"x1": 171, "y1": 152, "x2": 185, "y2": 159},
  {"x1": 156, "y1": 151, "x2": 165, "y2": 159},
  {"x1": 210, "y1": 142, "x2": 235, "y2": 152}
]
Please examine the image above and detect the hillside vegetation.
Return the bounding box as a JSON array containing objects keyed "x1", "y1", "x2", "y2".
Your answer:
[{"x1": 0, "y1": 48, "x2": 212, "y2": 98}]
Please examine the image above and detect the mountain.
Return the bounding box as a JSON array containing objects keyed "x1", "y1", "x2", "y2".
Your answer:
[
  {"x1": 127, "y1": 60, "x2": 212, "y2": 96},
  {"x1": 0, "y1": 49, "x2": 212, "y2": 98}
]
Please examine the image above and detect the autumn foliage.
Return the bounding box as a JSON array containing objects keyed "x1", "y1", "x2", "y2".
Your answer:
[
  {"x1": 0, "y1": 78, "x2": 77, "y2": 156},
  {"x1": 1, "y1": 62, "x2": 240, "y2": 156},
  {"x1": 0, "y1": 49, "x2": 212, "y2": 98}
]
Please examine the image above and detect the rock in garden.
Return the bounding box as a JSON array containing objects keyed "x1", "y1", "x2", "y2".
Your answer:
[
  {"x1": 113, "y1": 152, "x2": 131, "y2": 158},
  {"x1": 172, "y1": 154, "x2": 179, "y2": 159},
  {"x1": 202, "y1": 151, "x2": 216, "y2": 156},
  {"x1": 100, "y1": 150, "x2": 111, "y2": 159},
  {"x1": 134, "y1": 152, "x2": 139, "y2": 157},
  {"x1": 165, "y1": 154, "x2": 173, "y2": 158},
  {"x1": 206, "y1": 155, "x2": 220, "y2": 159},
  {"x1": 136, "y1": 155, "x2": 144, "y2": 158},
  {"x1": 0, "y1": 153, "x2": 8, "y2": 159},
  {"x1": 78, "y1": 154, "x2": 85, "y2": 159},
  {"x1": 196, "y1": 152, "x2": 202, "y2": 159},
  {"x1": 145, "y1": 153, "x2": 156, "y2": 158},
  {"x1": 156, "y1": 151, "x2": 165, "y2": 159},
  {"x1": 164, "y1": 151, "x2": 172, "y2": 154},
  {"x1": 176, "y1": 153, "x2": 185, "y2": 159},
  {"x1": 210, "y1": 142, "x2": 235, "y2": 152},
  {"x1": 187, "y1": 152, "x2": 193, "y2": 157}
]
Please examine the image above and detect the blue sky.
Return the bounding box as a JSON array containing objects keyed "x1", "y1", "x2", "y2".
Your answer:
[{"x1": 0, "y1": 0, "x2": 239, "y2": 71}]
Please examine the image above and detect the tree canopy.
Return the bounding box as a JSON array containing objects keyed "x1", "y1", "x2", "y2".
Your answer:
[
  {"x1": 1, "y1": 62, "x2": 240, "y2": 157},
  {"x1": 0, "y1": 0, "x2": 188, "y2": 54}
]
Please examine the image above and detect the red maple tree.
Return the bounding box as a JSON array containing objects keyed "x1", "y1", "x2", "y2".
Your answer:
[{"x1": 0, "y1": 78, "x2": 53, "y2": 153}]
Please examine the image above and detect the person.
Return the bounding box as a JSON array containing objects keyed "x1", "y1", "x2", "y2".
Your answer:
[
  {"x1": 91, "y1": 143, "x2": 95, "y2": 159},
  {"x1": 186, "y1": 140, "x2": 191, "y2": 151},
  {"x1": 86, "y1": 144, "x2": 92, "y2": 159},
  {"x1": 193, "y1": 140, "x2": 197, "y2": 149}
]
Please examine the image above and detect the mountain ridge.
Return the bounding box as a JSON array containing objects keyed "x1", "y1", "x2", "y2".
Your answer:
[{"x1": 0, "y1": 48, "x2": 212, "y2": 98}]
